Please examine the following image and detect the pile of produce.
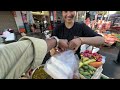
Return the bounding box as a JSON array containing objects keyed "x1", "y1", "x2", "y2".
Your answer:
[
  {"x1": 114, "y1": 34, "x2": 120, "y2": 42},
  {"x1": 79, "y1": 50, "x2": 104, "y2": 79},
  {"x1": 79, "y1": 64, "x2": 96, "y2": 79},
  {"x1": 104, "y1": 33, "x2": 120, "y2": 45},
  {"x1": 80, "y1": 50, "x2": 103, "y2": 68}
]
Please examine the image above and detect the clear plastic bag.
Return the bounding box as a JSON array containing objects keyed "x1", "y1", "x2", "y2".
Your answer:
[
  {"x1": 73, "y1": 70, "x2": 80, "y2": 79},
  {"x1": 44, "y1": 50, "x2": 79, "y2": 79},
  {"x1": 44, "y1": 59, "x2": 72, "y2": 79}
]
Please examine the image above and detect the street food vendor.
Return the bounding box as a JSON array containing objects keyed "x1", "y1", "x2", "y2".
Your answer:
[
  {"x1": 0, "y1": 36, "x2": 66, "y2": 79},
  {"x1": 51, "y1": 11, "x2": 105, "y2": 58}
]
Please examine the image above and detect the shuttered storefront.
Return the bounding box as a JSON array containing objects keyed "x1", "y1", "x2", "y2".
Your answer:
[{"x1": 0, "y1": 11, "x2": 18, "y2": 32}]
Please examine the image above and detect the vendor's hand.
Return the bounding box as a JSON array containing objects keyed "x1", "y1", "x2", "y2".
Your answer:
[
  {"x1": 58, "y1": 39, "x2": 69, "y2": 52},
  {"x1": 50, "y1": 48, "x2": 63, "y2": 56},
  {"x1": 69, "y1": 38, "x2": 82, "y2": 52}
]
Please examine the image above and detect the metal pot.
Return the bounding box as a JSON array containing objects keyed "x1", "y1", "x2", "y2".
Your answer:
[{"x1": 30, "y1": 64, "x2": 52, "y2": 79}]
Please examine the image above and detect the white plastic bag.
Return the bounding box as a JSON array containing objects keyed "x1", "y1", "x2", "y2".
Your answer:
[
  {"x1": 5, "y1": 33, "x2": 15, "y2": 41},
  {"x1": 44, "y1": 58, "x2": 73, "y2": 79},
  {"x1": 80, "y1": 44, "x2": 100, "y2": 53},
  {"x1": 44, "y1": 60, "x2": 68, "y2": 79},
  {"x1": 101, "y1": 56, "x2": 106, "y2": 64},
  {"x1": 86, "y1": 46, "x2": 93, "y2": 51},
  {"x1": 80, "y1": 44, "x2": 89, "y2": 53},
  {"x1": 92, "y1": 47, "x2": 100, "y2": 53},
  {"x1": 44, "y1": 50, "x2": 79, "y2": 79}
]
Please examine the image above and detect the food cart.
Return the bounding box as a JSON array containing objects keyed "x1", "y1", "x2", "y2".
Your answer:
[{"x1": 19, "y1": 44, "x2": 111, "y2": 79}]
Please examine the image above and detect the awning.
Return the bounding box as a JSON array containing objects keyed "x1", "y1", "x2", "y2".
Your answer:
[{"x1": 32, "y1": 11, "x2": 49, "y2": 16}]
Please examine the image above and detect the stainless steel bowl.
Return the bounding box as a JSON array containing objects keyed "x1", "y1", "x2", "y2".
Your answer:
[{"x1": 31, "y1": 64, "x2": 52, "y2": 79}]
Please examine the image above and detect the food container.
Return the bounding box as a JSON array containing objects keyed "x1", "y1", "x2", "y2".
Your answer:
[
  {"x1": 30, "y1": 64, "x2": 53, "y2": 79},
  {"x1": 91, "y1": 65, "x2": 103, "y2": 79},
  {"x1": 100, "y1": 74, "x2": 114, "y2": 79}
]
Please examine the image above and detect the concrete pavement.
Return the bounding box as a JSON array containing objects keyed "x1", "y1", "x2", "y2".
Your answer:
[{"x1": 99, "y1": 46, "x2": 120, "y2": 79}]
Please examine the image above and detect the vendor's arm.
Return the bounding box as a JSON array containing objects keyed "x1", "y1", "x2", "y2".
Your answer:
[
  {"x1": 0, "y1": 37, "x2": 66, "y2": 79},
  {"x1": 80, "y1": 36, "x2": 104, "y2": 46},
  {"x1": 51, "y1": 25, "x2": 69, "y2": 52},
  {"x1": 45, "y1": 38, "x2": 68, "y2": 53},
  {"x1": 45, "y1": 38, "x2": 57, "y2": 53},
  {"x1": 69, "y1": 23, "x2": 105, "y2": 52},
  {"x1": 81, "y1": 23, "x2": 105, "y2": 46}
]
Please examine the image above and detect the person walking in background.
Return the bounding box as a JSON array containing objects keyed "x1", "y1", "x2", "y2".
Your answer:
[
  {"x1": 43, "y1": 19, "x2": 48, "y2": 30},
  {"x1": 114, "y1": 49, "x2": 120, "y2": 64},
  {"x1": 57, "y1": 17, "x2": 61, "y2": 26},
  {"x1": 91, "y1": 19, "x2": 96, "y2": 30},
  {"x1": 85, "y1": 17, "x2": 91, "y2": 28},
  {"x1": 39, "y1": 20, "x2": 44, "y2": 33}
]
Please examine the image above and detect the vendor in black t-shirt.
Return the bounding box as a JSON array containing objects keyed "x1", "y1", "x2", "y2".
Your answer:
[{"x1": 51, "y1": 11, "x2": 105, "y2": 59}]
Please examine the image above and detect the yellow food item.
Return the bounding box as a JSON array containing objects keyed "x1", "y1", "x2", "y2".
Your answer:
[
  {"x1": 32, "y1": 66, "x2": 52, "y2": 79},
  {"x1": 79, "y1": 62, "x2": 84, "y2": 67},
  {"x1": 82, "y1": 57, "x2": 89, "y2": 62},
  {"x1": 83, "y1": 59, "x2": 96, "y2": 65}
]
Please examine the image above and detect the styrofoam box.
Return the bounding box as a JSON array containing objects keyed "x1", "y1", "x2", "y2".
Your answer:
[{"x1": 80, "y1": 65, "x2": 103, "y2": 79}]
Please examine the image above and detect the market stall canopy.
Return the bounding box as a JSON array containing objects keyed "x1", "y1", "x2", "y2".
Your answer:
[
  {"x1": 27, "y1": 11, "x2": 35, "y2": 24},
  {"x1": 109, "y1": 14, "x2": 120, "y2": 18},
  {"x1": 32, "y1": 11, "x2": 49, "y2": 16}
]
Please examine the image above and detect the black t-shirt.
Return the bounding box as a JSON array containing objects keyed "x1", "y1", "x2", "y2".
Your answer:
[{"x1": 51, "y1": 22, "x2": 102, "y2": 58}]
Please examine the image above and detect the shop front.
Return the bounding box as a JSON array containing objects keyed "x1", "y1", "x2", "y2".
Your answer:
[
  {"x1": 0, "y1": 11, "x2": 18, "y2": 33},
  {"x1": 31, "y1": 11, "x2": 50, "y2": 31}
]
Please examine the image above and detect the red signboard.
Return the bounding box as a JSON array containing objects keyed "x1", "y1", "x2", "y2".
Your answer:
[{"x1": 53, "y1": 11, "x2": 57, "y2": 21}]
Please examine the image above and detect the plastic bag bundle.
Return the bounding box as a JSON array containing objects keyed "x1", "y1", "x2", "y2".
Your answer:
[
  {"x1": 44, "y1": 50, "x2": 79, "y2": 79},
  {"x1": 80, "y1": 44, "x2": 100, "y2": 53}
]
